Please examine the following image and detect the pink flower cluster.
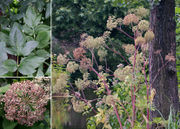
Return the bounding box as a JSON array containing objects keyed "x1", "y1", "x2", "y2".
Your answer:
[{"x1": 3, "y1": 80, "x2": 49, "y2": 126}]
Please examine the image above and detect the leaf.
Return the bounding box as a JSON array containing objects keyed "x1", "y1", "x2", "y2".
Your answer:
[
  {"x1": 3, "y1": 59, "x2": 17, "y2": 72},
  {"x1": 35, "y1": 24, "x2": 50, "y2": 34},
  {"x1": 9, "y1": 23, "x2": 25, "y2": 56},
  {"x1": 2, "y1": 118, "x2": 18, "y2": 129},
  {"x1": 0, "y1": 42, "x2": 8, "y2": 62},
  {"x1": 45, "y1": 65, "x2": 51, "y2": 76},
  {"x1": 0, "y1": 63, "x2": 9, "y2": 76},
  {"x1": 35, "y1": 50, "x2": 50, "y2": 59},
  {"x1": 0, "y1": 32, "x2": 9, "y2": 43},
  {"x1": 36, "y1": 66, "x2": 44, "y2": 77},
  {"x1": 24, "y1": 6, "x2": 41, "y2": 28},
  {"x1": 21, "y1": 41, "x2": 38, "y2": 56},
  {"x1": 0, "y1": 85, "x2": 10, "y2": 94},
  {"x1": 18, "y1": 56, "x2": 46, "y2": 75},
  {"x1": 36, "y1": 31, "x2": 50, "y2": 48},
  {"x1": 45, "y1": 3, "x2": 50, "y2": 19},
  {"x1": 23, "y1": 25, "x2": 33, "y2": 36}
]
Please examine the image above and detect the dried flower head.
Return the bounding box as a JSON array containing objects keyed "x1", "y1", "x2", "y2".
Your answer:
[
  {"x1": 66, "y1": 61, "x2": 79, "y2": 73},
  {"x1": 103, "y1": 31, "x2": 111, "y2": 39},
  {"x1": 80, "y1": 35, "x2": 105, "y2": 49},
  {"x1": 98, "y1": 48, "x2": 108, "y2": 62},
  {"x1": 80, "y1": 58, "x2": 92, "y2": 71},
  {"x1": 123, "y1": 44, "x2": 135, "y2": 55},
  {"x1": 138, "y1": 20, "x2": 150, "y2": 31},
  {"x1": 53, "y1": 73, "x2": 69, "y2": 92},
  {"x1": 3, "y1": 81, "x2": 49, "y2": 126},
  {"x1": 144, "y1": 30, "x2": 155, "y2": 42},
  {"x1": 123, "y1": 14, "x2": 139, "y2": 25},
  {"x1": 106, "y1": 16, "x2": 118, "y2": 30},
  {"x1": 135, "y1": 36, "x2": 146, "y2": 46},
  {"x1": 114, "y1": 66, "x2": 133, "y2": 81},
  {"x1": 57, "y1": 54, "x2": 68, "y2": 65},
  {"x1": 73, "y1": 47, "x2": 86, "y2": 60},
  {"x1": 134, "y1": 7, "x2": 149, "y2": 18},
  {"x1": 71, "y1": 98, "x2": 86, "y2": 113}
]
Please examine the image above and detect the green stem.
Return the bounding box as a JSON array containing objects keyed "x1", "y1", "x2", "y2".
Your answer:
[{"x1": 17, "y1": 56, "x2": 19, "y2": 76}]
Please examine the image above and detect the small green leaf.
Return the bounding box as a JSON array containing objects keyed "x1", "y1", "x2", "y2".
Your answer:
[
  {"x1": 3, "y1": 118, "x2": 18, "y2": 129},
  {"x1": 35, "y1": 24, "x2": 50, "y2": 34},
  {"x1": 35, "y1": 50, "x2": 50, "y2": 59},
  {"x1": 18, "y1": 56, "x2": 46, "y2": 75},
  {"x1": 36, "y1": 31, "x2": 50, "y2": 48},
  {"x1": 3, "y1": 59, "x2": 17, "y2": 72},
  {"x1": 0, "y1": 32, "x2": 9, "y2": 44},
  {"x1": 0, "y1": 42, "x2": 8, "y2": 62},
  {"x1": 22, "y1": 41, "x2": 38, "y2": 56},
  {"x1": 24, "y1": 6, "x2": 41, "y2": 28},
  {"x1": 0, "y1": 85, "x2": 10, "y2": 94},
  {"x1": 0, "y1": 64, "x2": 9, "y2": 76},
  {"x1": 36, "y1": 66, "x2": 44, "y2": 77},
  {"x1": 45, "y1": 3, "x2": 50, "y2": 19},
  {"x1": 45, "y1": 65, "x2": 51, "y2": 76},
  {"x1": 9, "y1": 23, "x2": 25, "y2": 56},
  {"x1": 23, "y1": 25, "x2": 33, "y2": 36}
]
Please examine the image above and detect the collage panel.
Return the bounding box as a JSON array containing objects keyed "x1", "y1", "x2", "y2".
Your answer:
[
  {"x1": 52, "y1": 0, "x2": 180, "y2": 129},
  {"x1": 0, "y1": 0, "x2": 50, "y2": 77},
  {"x1": 0, "y1": 77, "x2": 50, "y2": 129}
]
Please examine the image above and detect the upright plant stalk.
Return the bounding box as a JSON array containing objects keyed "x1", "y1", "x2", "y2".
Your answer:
[
  {"x1": 132, "y1": 45, "x2": 138, "y2": 127},
  {"x1": 143, "y1": 54, "x2": 150, "y2": 129},
  {"x1": 17, "y1": 56, "x2": 19, "y2": 76},
  {"x1": 91, "y1": 67, "x2": 123, "y2": 129}
]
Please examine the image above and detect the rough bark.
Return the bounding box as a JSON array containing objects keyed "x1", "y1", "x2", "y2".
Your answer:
[{"x1": 149, "y1": 0, "x2": 179, "y2": 128}]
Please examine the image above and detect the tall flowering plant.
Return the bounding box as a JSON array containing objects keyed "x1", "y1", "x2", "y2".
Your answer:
[{"x1": 53, "y1": 7, "x2": 160, "y2": 129}]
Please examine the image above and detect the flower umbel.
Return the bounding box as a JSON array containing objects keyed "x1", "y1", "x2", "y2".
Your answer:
[{"x1": 3, "y1": 81, "x2": 49, "y2": 126}]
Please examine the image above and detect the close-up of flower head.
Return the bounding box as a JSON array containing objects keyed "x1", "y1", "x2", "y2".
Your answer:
[{"x1": 2, "y1": 80, "x2": 49, "y2": 126}]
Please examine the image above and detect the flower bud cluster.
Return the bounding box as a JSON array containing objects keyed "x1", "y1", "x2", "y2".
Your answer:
[
  {"x1": 129, "y1": 7, "x2": 149, "y2": 19},
  {"x1": 123, "y1": 14, "x2": 139, "y2": 25},
  {"x1": 66, "y1": 61, "x2": 79, "y2": 73},
  {"x1": 80, "y1": 35, "x2": 105, "y2": 49},
  {"x1": 106, "y1": 16, "x2": 118, "y2": 30},
  {"x1": 75, "y1": 73, "x2": 90, "y2": 90},
  {"x1": 114, "y1": 66, "x2": 133, "y2": 81},
  {"x1": 122, "y1": 44, "x2": 135, "y2": 55},
  {"x1": 71, "y1": 98, "x2": 86, "y2": 113},
  {"x1": 98, "y1": 48, "x2": 108, "y2": 62},
  {"x1": 57, "y1": 54, "x2": 68, "y2": 65},
  {"x1": 144, "y1": 30, "x2": 155, "y2": 42},
  {"x1": 80, "y1": 58, "x2": 92, "y2": 71},
  {"x1": 73, "y1": 47, "x2": 86, "y2": 60},
  {"x1": 138, "y1": 20, "x2": 150, "y2": 32},
  {"x1": 54, "y1": 73, "x2": 69, "y2": 92},
  {"x1": 3, "y1": 81, "x2": 49, "y2": 126}
]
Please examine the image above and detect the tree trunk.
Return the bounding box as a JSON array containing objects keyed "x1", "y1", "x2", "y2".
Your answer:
[{"x1": 149, "y1": 0, "x2": 179, "y2": 128}]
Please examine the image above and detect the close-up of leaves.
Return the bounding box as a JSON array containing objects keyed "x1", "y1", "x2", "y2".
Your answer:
[{"x1": 0, "y1": 0, "x2": 50, "y2": 77}]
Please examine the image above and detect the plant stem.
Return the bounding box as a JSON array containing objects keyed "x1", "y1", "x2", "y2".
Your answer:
[
  {"x1": 143, "y1": 54, "x2": 150, "y2": 129},
  {"x1": 91, "y1": 67, "x2": 123, "y2": 129},
  {"x1": 17, "y1": 56, "x2": 19, "y2": 76}
]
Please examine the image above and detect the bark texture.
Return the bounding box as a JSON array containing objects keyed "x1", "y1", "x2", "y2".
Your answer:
[{"x1": 149, "y1": 0, "x2": 179, "y2": 128}]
